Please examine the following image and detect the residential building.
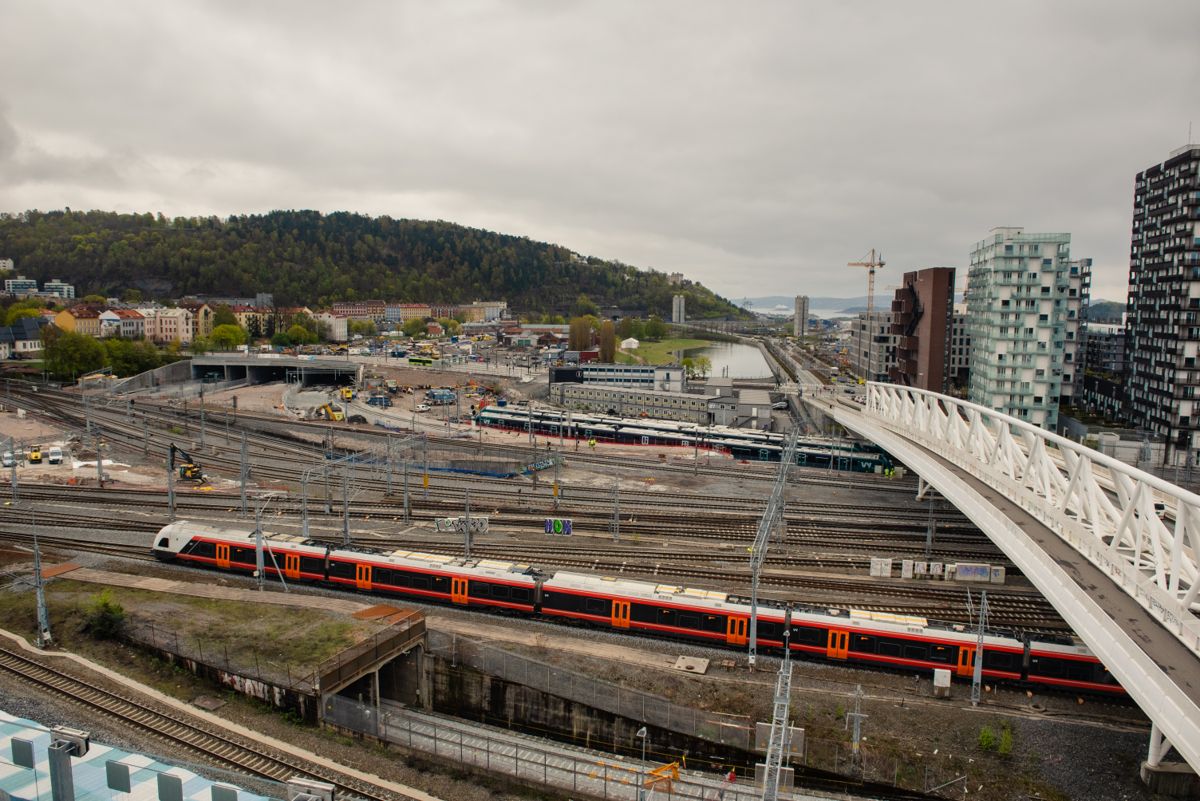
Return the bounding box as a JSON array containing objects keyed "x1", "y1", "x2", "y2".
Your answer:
[
  {"x1": 464, "y1": 300, "x2": 508, "y2": 321},
  {"x1": 317, "y1": 312, "x2": 349, "y2": 343},
  {"x1": 4, "y1": 275, "x2": 38, "y2": 295},
  {"x1": 178, "y1": 302, "x2": 214, "y2": 341},
  {"x1": 139, "y1": 307, "x2": 192, "y2": 344},
  {"x1": 273, "y1": 307, "x2": 311, "y2": 331},
  {"x1": 668, "y1": 272, "x2": 684, "y2": 285},
  {"x1": 386, "y1": 303, "x2": 431, "y2": 324},
  {"x1": 115, "y1": 309, "x2": 144, "y2": 339},
  {"x1": 966, "y1": 227, "x2": 1073, "y2": 431},
  {"x1": 42, "y1": 278, "x2": 75, "y2": 299},
  {"x1": 889, "y1": 268, "x2": 955, "y2": 392},
  {"x1": 948, "y1": 305, "x2": 971, "y2": 389},
  {"x1": 1059, "y1": 258, "x2": 1091, "y2": 405},
  {"x1": 53, "y1": 306, "x2": 102, "y2": 337},
  {"x1": 1085, "y1": 323, "x2": 1126, "y2": 375},
  {"x1": 851, "y1": 310, "x2": 896, "y2": 383},
  {"x1": 0, "y1": 317, "x2": 46, "y2": 357},
  {"x1": 230, "y1": 305, "x2": 270, "y2": 338},
  {"x1": 671, "y1": 294, "x2": 686, "y2": 324},
  {"x1": 0, "y1": 258, "x2": 13, "y2": 272},
  {"x1": 331, "y1": 300, "x2": 386, "y2": 322},
  {"x1": 1125, "y1": 144, "x2": 1200, "y2": 466},
  {"x1": 793, "y1": 296, "x2": 809, "y2": 338}
]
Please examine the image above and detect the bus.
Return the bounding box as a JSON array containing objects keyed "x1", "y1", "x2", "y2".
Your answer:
[{"x1": 408, "y1": 356, "x2": 434, "y2": 366}]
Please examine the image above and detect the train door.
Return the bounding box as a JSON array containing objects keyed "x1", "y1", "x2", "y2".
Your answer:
[
  {"x1": 451, "y1": 577, "x2": 469, "y2": 605},
  {"x1": 355, "y1": 563, "x2": 372, "y2": 591},
  {"x1": 215, "y1": 543, "x2": 230, "y2": 570},
  {"x1": 826, "y1": 629, "x2": 849, "y2": 660},
  {"x1": 284, "y1": 553, "x2": 300, "y2": 581},
  {"x1": 612, "y1": 600, "x2": 631, "y2": 629},
  {"x1": 957, "y1": 645, "x2": 976, "y2": 677},
  {"x1": 726, "y1": 616, "x2": 748, "y2": 646}
]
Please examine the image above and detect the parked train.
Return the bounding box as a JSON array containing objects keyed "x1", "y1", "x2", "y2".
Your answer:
[
  {"x1": 153, "y1": 521, "x2": 1121, "y2": 695},
  {"x1": 475, "y1": 406, "x2": 894, "y2": 472}
]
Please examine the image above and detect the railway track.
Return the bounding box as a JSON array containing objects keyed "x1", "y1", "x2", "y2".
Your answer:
[{"x1": 0, "y1": 644, "x2": 405, "y2": 801}]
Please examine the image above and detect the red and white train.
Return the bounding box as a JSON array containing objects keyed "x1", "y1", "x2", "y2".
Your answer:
[{"x1": 153, "y1": 521, "x2": 1122, "y2": 695}]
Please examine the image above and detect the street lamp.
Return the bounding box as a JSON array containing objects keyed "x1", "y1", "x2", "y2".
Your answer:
[{"x1": 635, "y1": 726, "x2": 648, "y2": 801}]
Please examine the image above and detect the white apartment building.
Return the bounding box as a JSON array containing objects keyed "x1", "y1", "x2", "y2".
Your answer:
[
  {"x1": 851, "y1": 311, "x2": 896, "y2": 383},
  {"x1": 966, "y1": 227, "x2": 1073, "y2": 430},
  {"x1": 794, "y1": 296, "x2": 809, "y2": 337}
]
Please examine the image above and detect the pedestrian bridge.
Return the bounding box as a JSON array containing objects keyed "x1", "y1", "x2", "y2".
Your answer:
[{"x1": 808, "y1": 383, "x2": 1200, "y2": 778}]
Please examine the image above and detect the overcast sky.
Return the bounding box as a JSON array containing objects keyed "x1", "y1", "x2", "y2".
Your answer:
[{"x1": 2, "y1": 2, "x2": 1197, "y2": 303}]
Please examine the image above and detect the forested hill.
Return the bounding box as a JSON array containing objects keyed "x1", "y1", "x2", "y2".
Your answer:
[{"x1": 0, "y1": 209, "x2": 747, "y2": 317}]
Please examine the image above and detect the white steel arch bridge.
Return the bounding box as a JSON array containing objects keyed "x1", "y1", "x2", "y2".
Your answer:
[{"x1": 808, "y1": 383, "x2": 1200, "y2": 776}]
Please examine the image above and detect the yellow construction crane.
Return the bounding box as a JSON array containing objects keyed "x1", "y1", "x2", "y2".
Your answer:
[{"x1": 848, "y1": 248, "x2": 886, "y2": 322}]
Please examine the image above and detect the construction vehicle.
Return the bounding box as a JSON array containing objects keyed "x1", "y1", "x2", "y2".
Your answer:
[
  {"x1": 320, "y1": 404, "x2": 346, "y2": 422},
  {"x1": 385, "y1": 379, "x2": 399, "y2": 394},
  {"x1": 28, "y1": 445, "x2": 43, "y2": 464},
  {"x1": 169, "y1": 445, "x2": 206, "y2": 482},
  {"x1": 339, "y1": 386, "x2": 355, "y2": 401}
]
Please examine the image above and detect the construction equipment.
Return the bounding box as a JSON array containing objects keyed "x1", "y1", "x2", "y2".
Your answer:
[
  {"x1": 339, "y1": 386, "x2": 355, "y2": 401},
  {"x1": 169, "y1": 445, "x2": 206, "y2": 482},
  {"x1": 848, "y1": 248, "x2": 886, "y2": 324},
  {"x1": 319, "y1": 404, "x2": 346, "y2": 422}
]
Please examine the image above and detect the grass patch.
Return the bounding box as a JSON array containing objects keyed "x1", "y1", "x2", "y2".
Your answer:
[{"x1": 628, "y1": 338, "x2": 713, "y2": 365}]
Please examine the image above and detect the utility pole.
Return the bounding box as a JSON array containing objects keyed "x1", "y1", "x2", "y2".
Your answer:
[
  {"x1": 845, "y1": 684, "x2": 868, "y2": 773},
  {"x1": 749, "y1": 430, "x2": 799, "y2": 669},
  {"x1": 9, "y1": 437, "x2": 18, "y2": 504},
  {"x1": 761, "y1": 612, "x2": 793, "y2": 801},
  {"x1": 32, "y1": 523, "x2": 51, "y2": 648},
  {"x1": 255, "y1": 502, "x2": 266, "y2": 591},
  {"x1": 971, "y1": 590, "x2": 989, "y2": 707},
  {"x1": 199, "y1": 405, "x2": 206, "y2": 451},
  {"x1": 167, "y1": 452, "x2": 176, "y2": 520},
  {"x1": 422, "y1": 436, "x2": 429, "y2": 500},
  {"x1": 553, "y1": 454, "x2": 560, "y2": 511},
  {"x1": 463, "y1": 488, "x2": 472, "y2": 560},
  {"x1": 610, "y1": 477, "x2": 620, "y2": 541},
  {"x1": 403, "y1": 460, "x2": 411, "y2": 523},
  {"x1": 342, "y1": 465, "x2": 352, "y2": 547},
  {"x1": 385, "y1": 436, "x2": 393, "y2": 496},
  {"x1": 94, "y1": 434, "x2": 104, "y2": 488},
  {"x1": 239, "y1": 432, "x2": 249, "y2": 518},
  {"x1": 301, "y1": 472, "x2": 310, "y2": 538}
]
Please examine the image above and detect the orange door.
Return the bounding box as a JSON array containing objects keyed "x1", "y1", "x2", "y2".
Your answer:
[
  {"x1": 611, "y1": 600, "x2": 631, "y2": 629},
  {"x1": 451, "y1": 577, "x2": 469, "y2": 605},
  {"x1": 355, "y1": 563, "x2": 372, "y2": 590},
  {"x1": 284, "y1": 553, "x2": 300, "y2": 581},
  {"x1": 826, "y1": 629, "x2": 849, "y2": 660},
  {"x1": 957, "y1": 645, "x2": 975, "y2": 677},
  {"x1": 215, "y1": 543, "x2": 230, "y2": 570},
  {"x1": 726, "y1": 616, "x2": 748, "y2": 646}
]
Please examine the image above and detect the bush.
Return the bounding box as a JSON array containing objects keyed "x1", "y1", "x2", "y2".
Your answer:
[
  {"x1": 978, "y1": 725, "x2": 996, "y2": 751},
  {"x1": 82, "y1": 590, "x2": 126, "y2": 639}
]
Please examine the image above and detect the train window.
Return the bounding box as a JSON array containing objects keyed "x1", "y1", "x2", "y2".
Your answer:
[
  {"x1": 584, "y1": 598, "x2": 607, "y2": 616},
  {"x1": 410, "y1": 575, "x2": 430, "y2": 590},
  {"x1": 511, "y1": 588, "x2": 531, "y2": 603},
  {"x1": 849, "y1": 634, "x2": 876, "y2": 653},
  {"x1": 876, "y1": 640, "x2": 903, "y2": 658},
  {"x1": 329, "y1": 561, "x2": 353, "y2": 579},
  {"x1": 373, "y1": 569, "x2": 394, "y2": 586},
  {"x1": 232, "y1": 548, "x2": 255, "y2": 564},
  {"x1": 790, "y1": 626, "x2": 823, "y2": 646},
  {"x1": 983, "y1": 651, "x2": 1016, "y2": 670},
  {"x1": 491, "y1": 585, "x2": 510, "y2": 600},
  {"x1": 157, "y1": 537, "x2": 169, "y2": 548},
  {"x1": 904, "y1": 644, "x2": 930, "y2": 661},
  {"x1": 678, "y1": 613, "x2": 701, "y2": 630},
  {"x1": 631, "y1": 604, "x2": 657, "y2": 623},
  {"x1": 431, "y1": 576, "x2": 450, "y2": 591},
  {"x1": 704, "y1": 615, "x2": 724, "y2": 633},
  {"x1": 1030, "y1": 657, "x2": 1063, "y2": 677},
  {"x1": 928, "y1": 645, "x2": 954, "y2": 663},
  {"x1": 300, "y1": 557, "x2": 324, "y2": 574},
  {"x1": 190, "y1": 541, "x2": 216, "y2": 558}
]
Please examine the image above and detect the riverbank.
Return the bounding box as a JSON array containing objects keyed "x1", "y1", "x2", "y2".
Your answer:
[{"x1": 620, "y1": 337, "x2": 712, "y2": 365}]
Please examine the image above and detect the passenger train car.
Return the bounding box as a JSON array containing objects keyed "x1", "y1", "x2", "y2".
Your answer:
[
  {"x1": 153, "y1": 521, "x2": 1121, "y2": 695},
  {"x1": 475, "y1": 407, "x2": 893, "y2": 472}
]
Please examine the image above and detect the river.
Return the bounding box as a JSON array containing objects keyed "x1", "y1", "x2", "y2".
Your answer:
[{"x1": 682, "y1": 341, "x2": 773, "y2": 379}]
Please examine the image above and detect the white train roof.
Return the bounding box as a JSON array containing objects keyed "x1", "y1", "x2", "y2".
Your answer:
[{"x1": 332, "y1": 545, "x2": 539, "y2": 583}]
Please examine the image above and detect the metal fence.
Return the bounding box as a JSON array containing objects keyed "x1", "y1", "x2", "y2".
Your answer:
[{"x1": 427, "y1": 630, "x2": 753, "y2": 751}]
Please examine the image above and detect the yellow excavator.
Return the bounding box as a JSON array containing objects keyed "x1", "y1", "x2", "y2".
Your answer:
[{"x1": 170, "y1": 444, "x2": 206, "y2": 482}]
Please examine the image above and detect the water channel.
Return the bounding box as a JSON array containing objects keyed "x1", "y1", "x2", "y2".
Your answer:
[{"x1": 682, "y1": 341, "x2": 773, "y2": 379}]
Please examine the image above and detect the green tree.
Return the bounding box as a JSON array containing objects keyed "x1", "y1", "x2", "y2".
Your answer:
[
  {"x1": 271, "y1": 331, "x2": 292, "y2": 347},
  {"x1": 212, "y1": 304, "x2": 237, "y2": 327},
  {"x1": 81, "y1": 294, "x2": 106, "y2": 304},
  {"x1": 287, "y1": 324, "x2": 316, "y2": 345},
  {"x1": 598, "y1": 320, "x2": 616, "y2": 362},
  {"x1": 694, "y1": 355, "x2": 712, "y2": 378},
  {"x1": 42, "y1": 328, "x2": 107, "y2": 380},
  {"x1": 616, "y1": 317, "x2": 635, "y2": 339},
  {"x1": 568, "y1": 317, "x2": 592, "y2": 351},
  {"x1": 121, "y1": 288, "x2": 143, "y2": 303},
  {"x1": 348, "y1": 319, "x2": 377, "y2": 337},
  {"x1": 402, "y1": 318, "x2": 426, "y2": 338},
  {"x1": 5, "y1": 306, "x2": 40, "y2": 326},
  {"x1": 210, "y1": 324, "x2": 247, "y2": 350},
  {"x1": 644, "y1": 316, "x2": 667, "y2": 341},
  {"x1": 436, "y1": 317, "x2": 462, "y2": 336},
  {"x1": 572, "y1": 294, "x2": 599, "y2": 317},
  {"x1": 190, "y1": 336, "x2": 211, "y2": 355}
]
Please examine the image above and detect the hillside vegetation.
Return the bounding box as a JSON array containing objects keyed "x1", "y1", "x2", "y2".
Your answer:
[{"x1": 0, "y1": 209, "x2": 746, "y2": 318}]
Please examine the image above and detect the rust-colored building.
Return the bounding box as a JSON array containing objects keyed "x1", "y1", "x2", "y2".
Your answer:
[{"x1": 889, "y1": 267, "x2": 956, "y2": 392}]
